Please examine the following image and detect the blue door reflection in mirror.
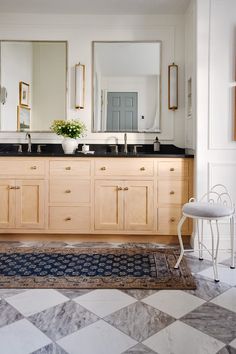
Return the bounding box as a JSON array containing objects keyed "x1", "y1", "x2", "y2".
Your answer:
[{"x1": 107, "y1": 92, "x2": 138, "y2": 132}]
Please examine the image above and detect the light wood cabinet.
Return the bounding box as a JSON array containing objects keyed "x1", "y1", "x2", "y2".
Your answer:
[
  {"x1": 48, "y1": 159, "x2": 91, "y2": 232},
  {"x1": 0, "y1": 179, "x2": 45, "y2": 229},
  {"x1": 94, "y1": 180, "x2": 154, "y2": 231},
  {"x1": 0, "y1": 156, "x2": 193, "y2": 237}
]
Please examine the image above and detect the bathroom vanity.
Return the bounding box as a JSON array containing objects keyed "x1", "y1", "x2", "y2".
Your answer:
[{"x1": 0, "y1": 146, "x2": 193, "y2": 238}]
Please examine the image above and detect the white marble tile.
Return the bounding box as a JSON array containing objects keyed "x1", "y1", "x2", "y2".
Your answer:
[
  {"x1": 198, "y1": 265, "x2": 236, "y2": 286},
  {"x1": 74, "y1": 289, "x2": 137, "y2": 317},
  {"x1": 211, "y1": 288, "x2": 236, "y2": 313},
  {"x1": 57, "y1": 320, "x2": 137, "y2": 354},
  {"x1": 230, "y1": 338, "x2": 236, "y2": 349},
  {"x1": 142, "y1": 290, "x2": 205, "y2": 319},
  {"x1": 143, "y1": 320, "x2": 225, "y2": 354},
  {"x1": 6, "y1": 289, "x2": 68, "y2": 316},
  {"x1": 0, "y1": 319, "x2": 51, "y2": 354}
]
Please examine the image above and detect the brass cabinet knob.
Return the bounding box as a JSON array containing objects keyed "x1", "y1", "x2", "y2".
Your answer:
[
  {"x1": 170, "y1": 167, "x2": 175, "y2": 171},
  {"x1": 31, "y1": 166, "x2": 37, "y2": 170},
  {"x1": 170, "y1": 190, "x2": 175, "y2": 195},
  {"x1": 65, "y1": 166, "x2": 71, "y2": 170},
  {"x1": 124, "y1": 187, "x2": 129, "y2": 191},
  {"x1": 65, "y1": 217, "x2": 71, "y2": 221},
  {"x1": 117, "y1": 186, "x2": 123, "y2": 191},
  {"x1": 100, "y1": 166, "x2": 106, "y2": 170},
  {"x1": 170, "y1": 217, "x2": 175, "y2": 222},
  {"x1": 65, "y1": 190, "x2": 71, "y2": 193},
  {"x1": 140, "y1": 167, "x2": 145, "y2": 171}
]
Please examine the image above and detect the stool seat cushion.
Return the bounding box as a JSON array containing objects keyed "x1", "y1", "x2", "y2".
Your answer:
[{"x1": 183, "y1": 202, "x2": 234, "y2": 218}]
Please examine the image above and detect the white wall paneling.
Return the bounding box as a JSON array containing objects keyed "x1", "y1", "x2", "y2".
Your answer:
[
  {"x1": 194, "y1": 0, "x2": 236, "y2": 250},
  {"x1": 0, "y1": 14, "x2": 185, "y2": 145}
]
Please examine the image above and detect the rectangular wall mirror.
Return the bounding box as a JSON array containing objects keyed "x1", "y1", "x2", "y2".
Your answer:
[
  {"x1": 0, "y1": 40, "x2": 67, "y2": 132},
  {"x1": 92, "y1": 41, "x2": 161, "y2": 133}
]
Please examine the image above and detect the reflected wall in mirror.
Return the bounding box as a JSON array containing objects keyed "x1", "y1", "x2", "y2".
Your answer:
[
  {"x1": 0, "y1": 41, "x2": 67, "y2": 132},
  {"x1": 92, "y1": 41, "x2": 161, "y2": 133}
]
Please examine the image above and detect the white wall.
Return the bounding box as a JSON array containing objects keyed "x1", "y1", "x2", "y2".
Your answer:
[
  {"x1": 0, "y1": 41, "x2": 33, "y2": 130},
  {"x1": 195, "y1": 0, "x2": 236, "y2": 248},
  {"x1": 0, "y1": 14, "x2": 185, "y2": 145}
]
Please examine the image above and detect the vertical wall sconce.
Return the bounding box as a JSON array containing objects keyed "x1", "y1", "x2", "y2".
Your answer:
[
  {"x1": 75, "y1": 63, "x2": 85, "y2": 109},
  {"x1": 168, "y1": 63, "x2": 178, "y2": 111}
]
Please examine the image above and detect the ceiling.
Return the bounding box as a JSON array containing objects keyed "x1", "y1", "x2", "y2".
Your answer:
[{"x1": 0, "y1": 0, "x2": 190, "y2": 15}]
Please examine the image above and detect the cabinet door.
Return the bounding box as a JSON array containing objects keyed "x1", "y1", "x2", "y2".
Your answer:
[
  {"x1": 94, "y1": 180, "x2": 123, "y2": 230},
  {"x1": 124, "y1": 181, "x2": 154, "y2": 231},
  {"x1": 0, "y1": 179, "x2": 15, "y2": 228},
  {"x1": 15, "y1": 180, "x2": 45, "y2": 229}
]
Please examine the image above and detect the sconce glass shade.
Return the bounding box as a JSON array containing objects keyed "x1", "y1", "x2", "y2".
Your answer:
[
  {"x1": 168, "y1": 63, "x2": 178, "y2": 110},
  {"x1": 75, "y1": 63, "x2": 85, "y2": 109}
]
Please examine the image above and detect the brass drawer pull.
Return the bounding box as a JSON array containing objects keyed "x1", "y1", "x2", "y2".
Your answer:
[
  {"x1": 170, "y1": 167, "x2": 175, "y2": 171},
  {"x1": 117, "y1": 186, "x2": 123, "y2": 191},
  {"x1": 8, "y1": 186, "x2": 15, "y2": 189},
  {"x1": 124, "y1": 187, "x2": 129, "y2": 191},
  {"x1": 100, "y1": 166, "x2": 106, "y2": 170},
  {"x1": 170, "y1": 190, "x2": 175, "y2": 195},
  {"x1": 31, "y1": 166, "x2": 37, "y2": 170},
  {"x1": 65, "y1": 217, "x2": 71, "y2": 221},
  {"x1": 170, "y1": 217, "x2": 175, "y2": 223},
  {"x1": 65, "y1": 166, "x2": 71, "y2": 170},
  {"x1": 65, "y1": 190, "x2": 71, "y2": 193},
  {"x1": 15, "y1": 186, "x2": 20, "y2": 190},
  {"x1": 140, "y1": 167, "x2": 145, "y2": 171}
]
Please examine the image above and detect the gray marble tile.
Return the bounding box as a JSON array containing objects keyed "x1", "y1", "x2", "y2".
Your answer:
[
  {"x1": 122, "y1": 343, "x2": 158, "y2": 353},
  {"x1": 217, "y1": 346, "x2": 236, "y2": 354},
  {"x1": 0, "y1": 299, "x2": 23, "y2": 328},
  {"x1": 185, "y1": 255, "x2": 213, "y2": 273},
  {"x1": 0, "y1": 289, "x2": 27, "y2": 299},
  {"x1": 31, "y1": 343, "x2": 68, "y2": 354},
  {"x1": 29, "y1": 300, "x2": 99, "y2": 341},
  {"x1": 185, "y1": 274, "x2": 231, "y2": 301},
  {"x1": 56, "y1": 289, "x2": 92, "y2": 299},
  {"x1": 104, "y1": 301, "x2": 175, "y2": 342},
  {"x1": 220, "y1": 257, "x2": 236, "y2": 268},
  {"x1": 181, "y1": 302, "x2": 236, "y2": 344},
  {"x1": 0, "y1": 241, "x2": 23, "y2": 247},
  {"x1": 121, "y1": 289, "x2": 158, "y2": 300}
]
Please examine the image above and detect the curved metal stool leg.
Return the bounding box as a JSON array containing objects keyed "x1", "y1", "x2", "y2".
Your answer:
[
  {"x1": 174, "y1": 215, "x2": 187, "y2": 269},
  {"x1": 230, "y1": 216, "x2": 235, "y2": 269},
  {"x1": 210, "y1": 220, "x2": 219, "y2": 282}
]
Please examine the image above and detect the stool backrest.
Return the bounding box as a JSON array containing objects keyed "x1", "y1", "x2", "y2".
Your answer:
[{"x1": 200, "y1": 184, "x2": 234, "y2": 211}]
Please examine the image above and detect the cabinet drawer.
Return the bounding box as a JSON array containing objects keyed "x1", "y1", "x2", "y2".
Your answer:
[
  {"x1": 157, "y1": 207, "x2": 189, "y2": 235},
  {"x1": 95, "y1": 158, "x2": 154, "y2": 177},
  {"x1": 49, "y1": 206, "x2": 90, "y2": 230},
  {"x1": 158, "y1": 180, "x2": 188, "y2": 205},
  {"x1": 158, "y1": 160, "x2": 188, "y2": 177},
  {"x1": 0, "y1": 160, "x2": 45, "y2": 176},
  {"x1": 49, "y1": 179, "x2": 90, "y2": 203},
  {"x1": 50, "y1": 160, "x2": 91, "y2": 177}
]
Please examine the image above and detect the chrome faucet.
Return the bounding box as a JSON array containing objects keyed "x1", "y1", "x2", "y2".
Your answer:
[
  {"x1": 25, "y1": 132, "x2": 31, "y2": 152},
  {"x1": 124, "y1": 133, "x2": 128, "y2": 154}
]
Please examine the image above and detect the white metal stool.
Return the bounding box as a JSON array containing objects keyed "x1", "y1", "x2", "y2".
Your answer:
[{"x1": 174, "y1": 184, "x2": 235, "y2": 282}]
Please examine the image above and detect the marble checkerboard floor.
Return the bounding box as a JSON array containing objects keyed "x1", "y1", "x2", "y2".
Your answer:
[{"x1": 0, "y1": 241, "x2": 235, "y2": 354}]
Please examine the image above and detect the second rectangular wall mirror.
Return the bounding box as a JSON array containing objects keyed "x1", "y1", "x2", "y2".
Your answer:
[
  {"x1": 92, "y1": 41, "x2": 161, "y2": 133},
  {"x1": 0, "y1": 40, "x2": 67, "y2": 132}
]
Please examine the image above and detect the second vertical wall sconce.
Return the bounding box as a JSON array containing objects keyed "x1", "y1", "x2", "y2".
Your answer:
[
  {"x1": 75, "y1": 63, "x2": 85, "y2": 109},
  {"x1": 168, "y1": 63, "x2": 178, "y2": 111}
]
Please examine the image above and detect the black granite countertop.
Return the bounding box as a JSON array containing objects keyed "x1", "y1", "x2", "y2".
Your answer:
[{"x1": 0, "y1": 143, "x2": 194, "y2": 158}]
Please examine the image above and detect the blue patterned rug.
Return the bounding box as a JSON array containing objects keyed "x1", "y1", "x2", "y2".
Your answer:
[{"x1": 0, "y1": 247, "x2": 196, "y2": 289}]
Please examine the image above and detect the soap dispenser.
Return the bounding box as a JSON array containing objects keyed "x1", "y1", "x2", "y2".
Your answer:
[{"x1": 153, "y1": 136, "x2": 160, "y2": 152}]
